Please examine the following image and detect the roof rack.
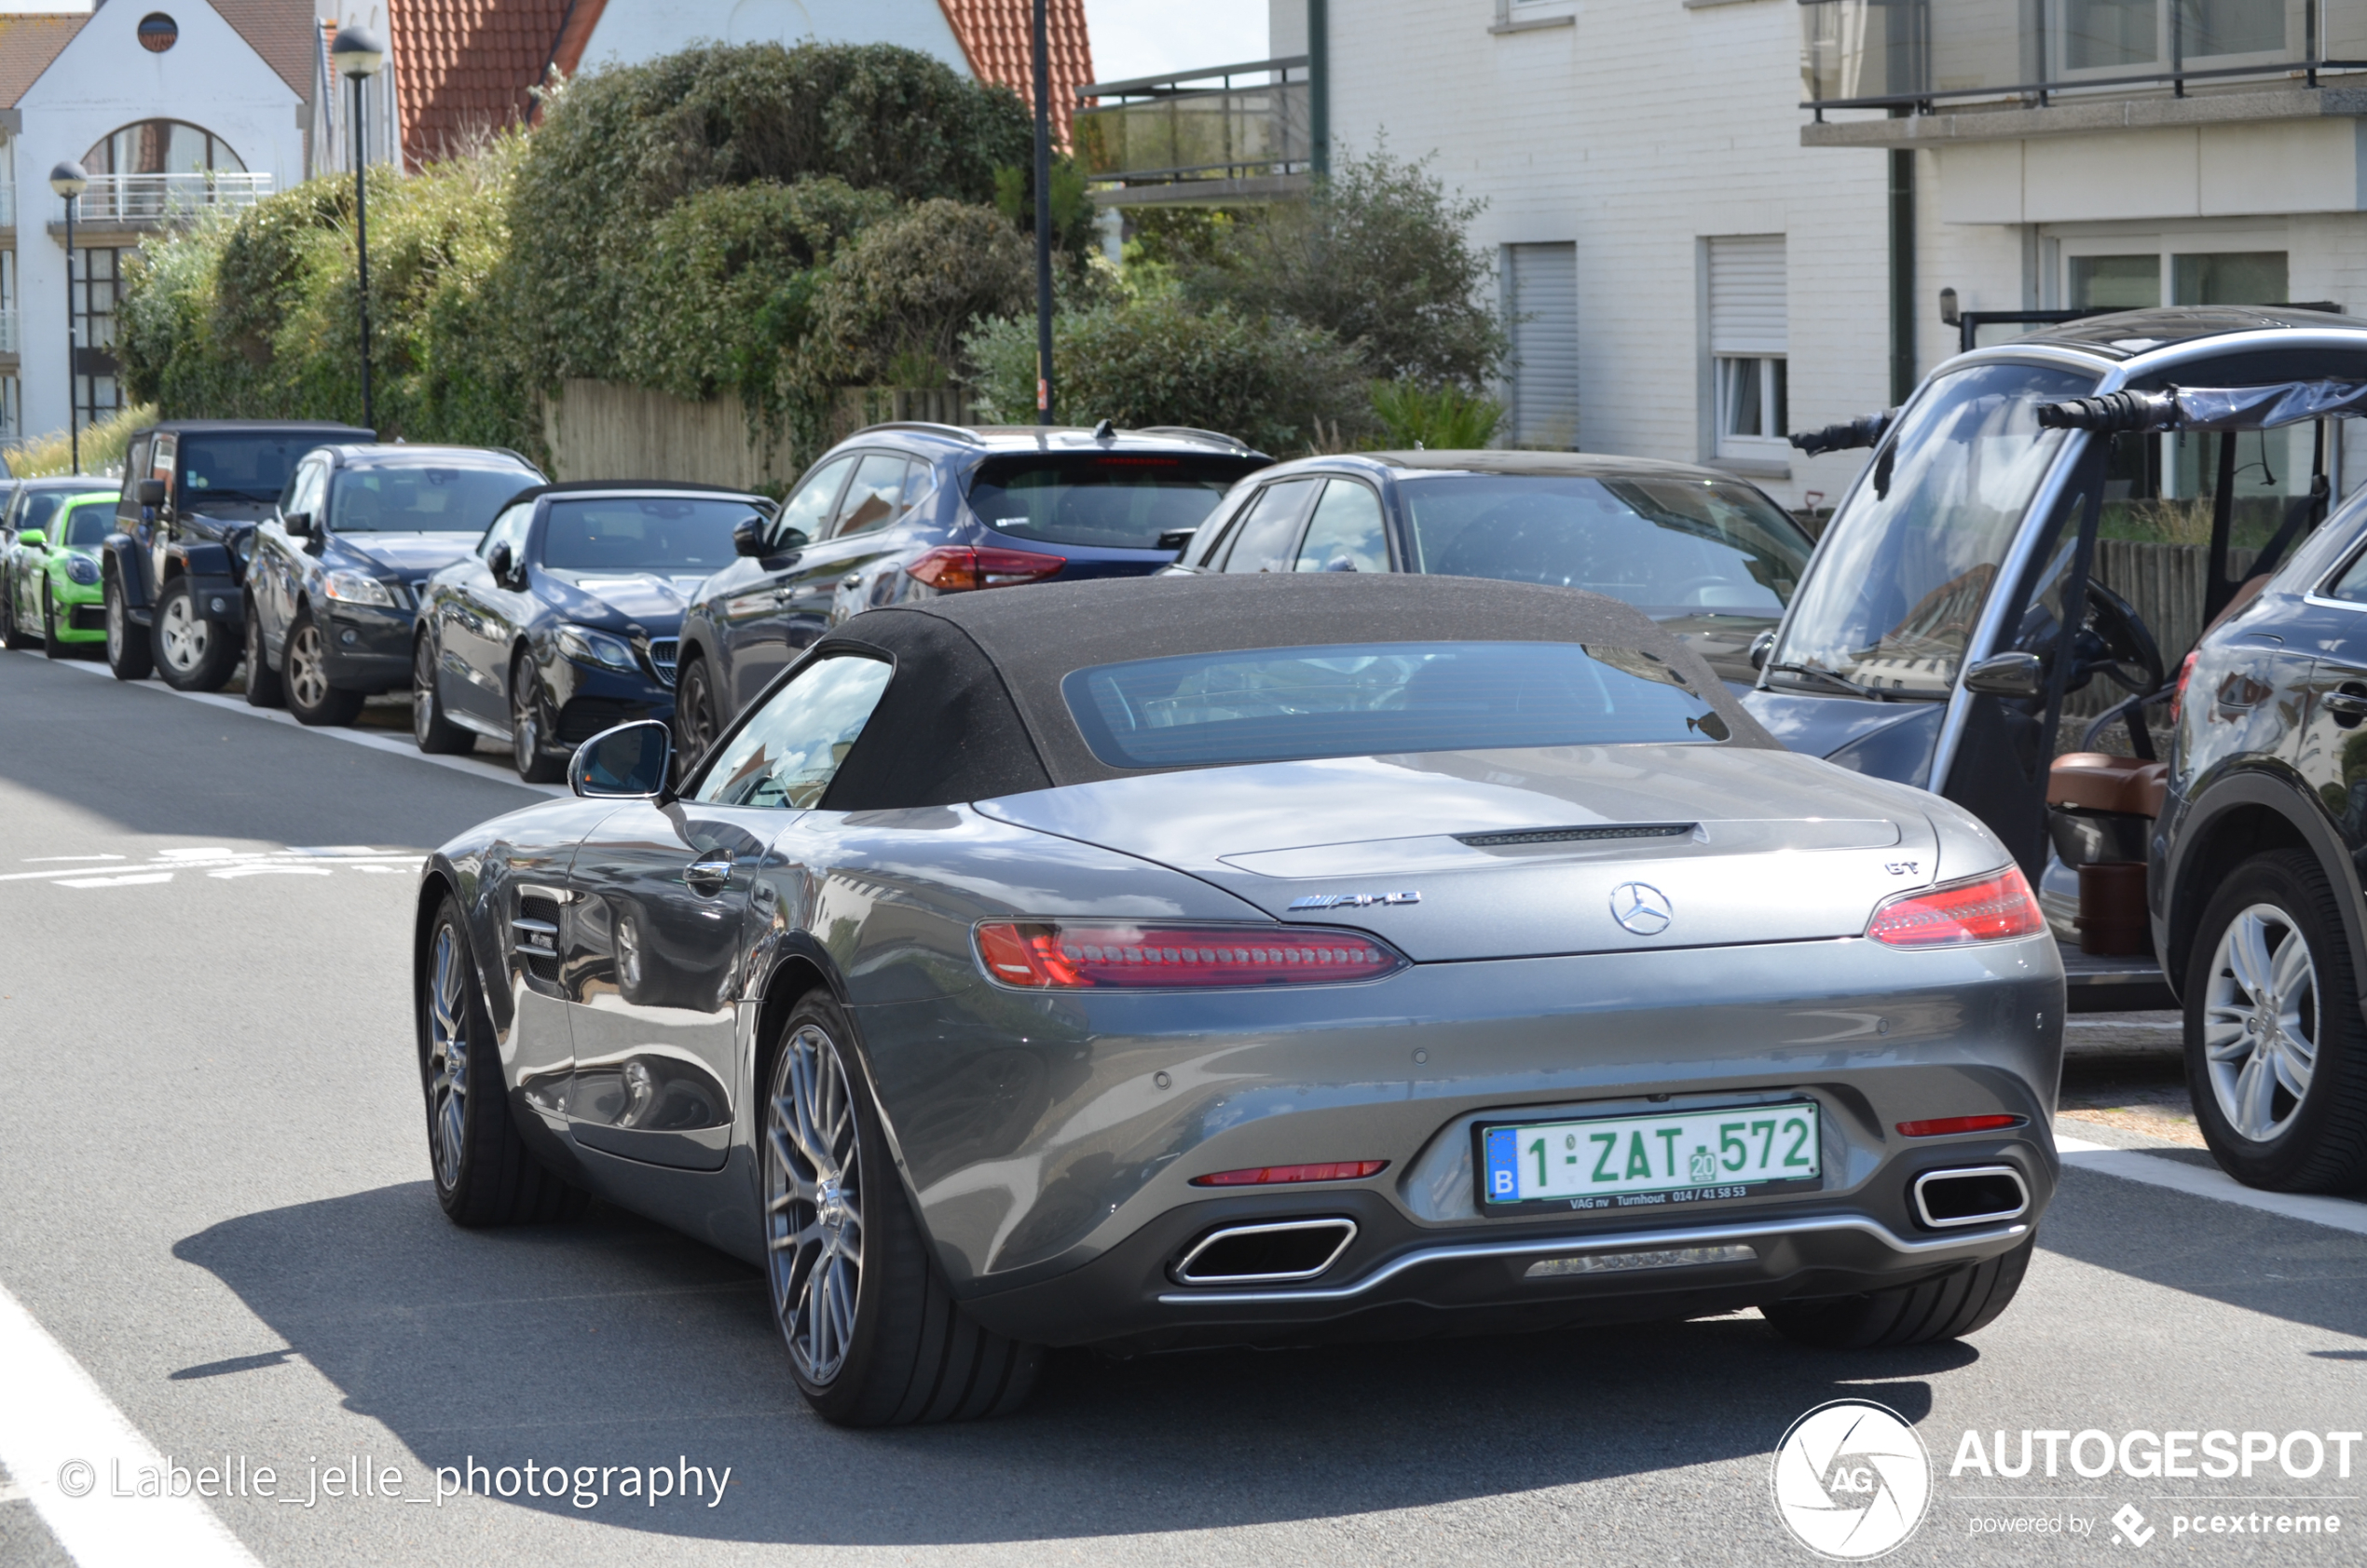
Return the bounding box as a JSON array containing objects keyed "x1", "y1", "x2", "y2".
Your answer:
[
  {"x1": 1135, "y1": 426, "x2": 1252, "y2": 452},
  {"x1": 853, "y1": 421, "x2": 983, "y2": 444}
]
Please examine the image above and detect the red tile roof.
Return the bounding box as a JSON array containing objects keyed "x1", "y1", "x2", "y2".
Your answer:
[
  {"x1": 0, "y1": 14, "x2": 86, "y2": 109},
  {"x1": 381, "y1": 0, "x2": 1093, "y2": 170},
  {"x1": 937, "y1": 0, "x2": 1095, "y2": 146},
  {"x1": 213, "y1": 0, "x2": 322, "y2": 102}
]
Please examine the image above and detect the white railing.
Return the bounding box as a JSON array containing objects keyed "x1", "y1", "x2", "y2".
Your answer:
[
  {"x1": 0, "y1": 184, "x2": 14, "y2": 227},
  {"x1": 60, "y1": 172, "x2": 274, "y2": 225},
  {"x1": 0, "y1": 310, "x2": 17, "y2": 355}
]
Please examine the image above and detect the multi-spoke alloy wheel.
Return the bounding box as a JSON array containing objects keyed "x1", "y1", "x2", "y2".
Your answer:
[
  {"x1": 758, "y1": 993, "x2": 1042, "y2": 1425},
  {"x1": 416, "y1": 894, "x2": 586, "y2": 1226},
  {"x1": 768, "y1": 1021, "x2": 864, "y2": 1385},
  {"x1": 2185, "y1": 850, "x2": 2367, "y2": 1193},
  {"x1": 426, "y1": 923, "x2": 471, "y2": 1189},
  {"x1": 285, "y1": 615, "x2": 363, "y2": 725},
  {"x1": 2201, "y1": 903, "x2": 2318, "y2": 1143}
]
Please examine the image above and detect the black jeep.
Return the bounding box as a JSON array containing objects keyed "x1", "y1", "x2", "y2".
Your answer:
[{"x1": 101, "y1": 418, "x2": 371, "y2": 689}]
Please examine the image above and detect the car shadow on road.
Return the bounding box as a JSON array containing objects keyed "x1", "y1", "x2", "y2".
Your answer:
[
  {"x1": 175, "y1": 1181, "x2": 1971, "y2": 1546},
  {"x1": 2037, "y1": 1165, "x2": 2367, "y2": 1340}
]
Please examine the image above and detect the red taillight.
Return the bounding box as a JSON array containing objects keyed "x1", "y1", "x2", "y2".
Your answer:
[
  {"x1": 973, "y1": 921, "x2": 1405, "y2": 989},
  {"x1": 1867, "y1": 866, "x2": 2046, "y2": 947},
  {"x1": 1896, "y1": 1114, "x2": 2026, "y2": 1138},
  {"x1": 906, "y1": 545, "x2": 1066, "y2": 592},
  {"x1": 2168, "y1": 648, "x2": 2199, "y2": 726},
  {"x1": 1191, "y1": 1160, "x2": 1389, "y2": 1187}
]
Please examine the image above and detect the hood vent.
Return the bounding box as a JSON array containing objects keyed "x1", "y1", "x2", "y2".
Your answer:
[{"x1": 1457, "y1": 823, "x2": 1697, "y2": 849}]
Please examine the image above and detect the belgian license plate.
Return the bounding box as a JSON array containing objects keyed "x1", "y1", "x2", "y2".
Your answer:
[{"x1": 1476, "y1": 1101, "x2": 1823, "y2": 1214}]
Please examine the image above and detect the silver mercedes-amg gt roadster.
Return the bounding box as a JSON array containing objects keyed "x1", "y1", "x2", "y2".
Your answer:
[{"x1": 413, "y1": 573, "x2": 2063, "y2": 1425}]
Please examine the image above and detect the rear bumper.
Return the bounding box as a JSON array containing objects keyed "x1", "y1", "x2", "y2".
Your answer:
[{"x1": 959, "y1": 1174, "x2": 2038, "y2": 1351}]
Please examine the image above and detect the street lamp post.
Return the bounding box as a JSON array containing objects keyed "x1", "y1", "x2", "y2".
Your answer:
[
  {"x1": 48, "y1": 161, "x2": 88, "y2": 473},
  {"x1": 332, "y1": 27, "x2": 386, "y2": 433},
  {"x1": 1032, "y1": 0, "x2": 1053, "y2": 426}
]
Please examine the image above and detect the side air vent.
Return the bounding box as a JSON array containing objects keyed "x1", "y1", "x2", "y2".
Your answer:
[{"x1": 1457, "y1": 823, "x2": 1698, "y2": 849}]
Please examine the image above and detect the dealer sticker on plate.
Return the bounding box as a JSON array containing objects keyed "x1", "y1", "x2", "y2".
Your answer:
[{"x1": 1477, "y1": 1101, "x2": 1822, "y2": 1213}]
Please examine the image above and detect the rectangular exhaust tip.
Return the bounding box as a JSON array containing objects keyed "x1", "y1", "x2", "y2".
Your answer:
[
  {"x1": 1173, "y1": 1219, "x2": 1357, "y2": 1285},
  {"x1": 1913, "y1": 1166, "x2": 2031, "y2": 1229}
]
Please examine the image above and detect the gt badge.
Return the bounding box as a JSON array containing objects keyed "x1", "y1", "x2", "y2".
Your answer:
[{"x1": 1289, "y1": 891, "x2": 1421, "y2": 910}]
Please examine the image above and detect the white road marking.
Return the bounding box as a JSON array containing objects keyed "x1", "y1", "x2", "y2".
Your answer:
[
  {"x1": 0, "y1": 1279, "x2": 263, "y2": 1567},
  {"x1": 21, "y1": 855, "x2": 126, "y2": 864},
  {"x1": 55, "y1": 874, "x2": 175, "y2": 889},
  {"x1": 18, "y1": 650, "x2": 563, "y2": 798},
  {"x1": 2054, "y1": 1131, "x2": 2367, "y2": 1235}
]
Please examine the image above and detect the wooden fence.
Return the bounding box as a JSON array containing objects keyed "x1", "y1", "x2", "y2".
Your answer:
[{"x1": 540, "y1": 381, "x2": 974, "y2": 491}]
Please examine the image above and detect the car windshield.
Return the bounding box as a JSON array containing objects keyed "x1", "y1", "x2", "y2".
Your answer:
[
  {"x1": 330, "y1": 466, "x2": 535, "y2": 532},
  {"x1": 58, "y1": 502, "x2": 116, "y2": 548},
  {"x1": 20, "y1": 492, "x2": 112, "y2": 539},
  {"x1": 1063, "y1": 640, "x2": 1733, "y2": 770},
  {"x1": 967, "y1": 453, "x2": 1266, "y2": 550},
  {"x1": 180, "y1": 435, "x2": 319, "y2": 501},
  {"x1": 540, "y1": 497, "x2": 758, "y2": 573},
  {"x1": 1770, "y1": 361, "x2": 2097, "y2": 698},
  {"x1": 1398, "y1": 473, "x2": 1813, "y2": 617}
]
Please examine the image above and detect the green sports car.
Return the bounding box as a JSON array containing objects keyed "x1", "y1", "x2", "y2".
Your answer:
[{"x1": 3, "y1": 490, "x2": 120, "y2": 655}]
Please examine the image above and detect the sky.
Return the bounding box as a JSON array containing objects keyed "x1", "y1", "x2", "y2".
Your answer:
[{"x1": 1081, "y1": 0, "x2": 1270, "y2": 85}]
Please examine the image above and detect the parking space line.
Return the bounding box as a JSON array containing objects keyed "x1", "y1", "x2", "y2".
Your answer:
[
  {"x1": 13, "y1": 650, "x2": 562, "y2": 798},
  {"x1": 2054, "y1": 1132, "x2": 2367, "y2": 1236},
  {"x1": 0, "y1": 1279, "x2": 263, "y2": 1567}
]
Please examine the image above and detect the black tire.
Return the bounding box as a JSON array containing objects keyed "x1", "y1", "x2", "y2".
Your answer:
[
  {"x1": 419, "y1": 895, "x2": 588, "y2": 1226},
  {"x1": 412, "y1": 633, "x2": 472, "y2": 753},
  {"x1": 152, "y1": 577, "x2": 239, "y2": 691},
  {"x1": 509, "y1": 657, "x2": 566, "y2": 784},
  {"x1": 0, "y1": 569, "x2": 28, "y2": 649},
  {"x1": 42, "y1": 580, "x2": 65, "y2": 659},
  {"x1": 674, "y1": 654, "x2": 723, "y2": 774},
  {"x1": 243, "y1": 602, "x2": 285, "y2": 708},
  {"x1": 284, "y1": 611, "x2": 365, "y2": 726},
  {"x1": 104, "y1": 574, "x2": 154, "y2": 681},
  {"x1": 762, "y1": 991, "x2": 1041, "y2": 1426},
  {"x1": 2183, "y1": 849, "x2": 2367, "y2": 1192},
  {"x1": 1762, "y1": 1234, "x2": 2034, "y2": 1349}
]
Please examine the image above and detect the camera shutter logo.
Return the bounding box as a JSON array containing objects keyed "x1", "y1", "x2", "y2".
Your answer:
[{"x1": 1770, "y1": 1399, "x2": 1931, "y2": 1559}]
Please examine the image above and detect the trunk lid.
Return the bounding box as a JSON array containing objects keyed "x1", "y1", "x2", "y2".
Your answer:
[{"x1": 976, "y1": 746, "x2": 1941, "y2": 961}]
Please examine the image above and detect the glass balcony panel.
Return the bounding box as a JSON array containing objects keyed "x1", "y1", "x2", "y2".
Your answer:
[
  {"x1": 2065, "y1": 0, "x2": 2159, "y2": 70},
  {"x1": 1076, "y1": 75, "x2": 1307, "y2": 183},
  {"x1": 2183, "y1": 0, "x2": 2288, "y2": 58}
]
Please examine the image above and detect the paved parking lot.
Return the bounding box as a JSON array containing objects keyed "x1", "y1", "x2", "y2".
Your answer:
[{"x1": 4, "y1": 649, "x2": 2364, "y2": 1566}]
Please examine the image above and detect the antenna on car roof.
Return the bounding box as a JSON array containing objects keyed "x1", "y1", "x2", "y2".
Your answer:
[{"x1": 1092, "y1": 418, "x2": 1116, "y2": 442}]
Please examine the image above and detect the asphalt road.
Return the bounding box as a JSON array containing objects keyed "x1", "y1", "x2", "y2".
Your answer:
[{"x1": 4, "y1": 648, "x2": 2366, "y2": 1567}]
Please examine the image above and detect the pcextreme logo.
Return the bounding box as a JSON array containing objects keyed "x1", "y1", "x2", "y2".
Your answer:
[{"x1": 1772, "y1": 1400, "x2": 1933, "y2": 1560}]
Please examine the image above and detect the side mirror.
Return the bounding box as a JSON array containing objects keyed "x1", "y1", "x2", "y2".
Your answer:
[
  {"x1": 569, "y1": 719, "x2": 673, "y2": 799},
  {"x1": 282, "y1": 511, "x2": 312, "y2": 538},
  {"x1": 17, "y1": 529, "x2": 44, "y2": 550},
  {"x1": 136, "y1": 478, "x2": 167, "y2": 507},
  {"x1": 487, "y1": 541, "x2": 518, "y2": 586},
  {"x1": 732, "y1": 516, "x2": 767, "y2": 556},
  {"x1": 1155, "y1": 527, "x2": 1198, "y2": 554},
  {"x1": 1962, "y1": 650, "x2": 2045, "y2": 699},
  {"x1": 1748, "y1": 630, "x2": 1774, "y2": 672}
]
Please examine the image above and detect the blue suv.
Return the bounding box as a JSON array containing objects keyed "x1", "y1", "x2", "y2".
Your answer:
[{"x1": 670, "y1": 421, "x2": 1269, "y2": 761}]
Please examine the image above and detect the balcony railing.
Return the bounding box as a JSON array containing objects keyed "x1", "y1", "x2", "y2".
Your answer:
[
  {"x1": 0, "y1": 184, "x2": 14, "y2": 227},
  {"x1": 1074, "y1": 57, "x2": 1311, "y2": 187},
  {"x1": 58, "y1": 172, "x2": 275, "y2": 226},
  {"x1": 0, "y1": 310, "x2": 16, "y2": 354},
  {"x1": 1800, "y1": 0, "x2": 2367, "y2": 112}
]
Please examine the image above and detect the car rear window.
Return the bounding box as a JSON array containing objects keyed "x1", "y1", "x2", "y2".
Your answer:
[
  {"x1": 540, "y1": 497, "x2": 760, "y2": 572},
  {"x1": 1398, "y1": 474, "x2": 1811, "y2": 615},
  {"x1": 1062, "y1": 640, "x2": 1732, "y2": 770},
  {"x1": 967, "y1": 453, "x2": 1266, "y2": 551}
]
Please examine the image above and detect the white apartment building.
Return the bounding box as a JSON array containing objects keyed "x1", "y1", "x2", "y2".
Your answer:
[{"x1": 0, "y1": 0, "x2": 332, "y2": 455}]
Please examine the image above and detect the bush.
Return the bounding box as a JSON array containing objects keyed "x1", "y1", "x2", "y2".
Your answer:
[
  {"x1": 814, "y1": 199, "x2": 1033, "y2": 387},
  {"x1": 1189, "y1": 146, "x2": 1506, "y2": 389},
  {"x1": 1370, "y1": 379, "x2": 1504, "y2": 449},
  {"x1": 510, "y1": 42, "x2": 1030, "y2": 391},
  {"x1": 965, "y1": 292, "x2": 1369, "y2": 455}
]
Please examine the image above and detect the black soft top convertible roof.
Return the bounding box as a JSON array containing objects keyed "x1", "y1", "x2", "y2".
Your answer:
[{"x1": 810, "y1": 574, "x2": 1774, "y2": 811}]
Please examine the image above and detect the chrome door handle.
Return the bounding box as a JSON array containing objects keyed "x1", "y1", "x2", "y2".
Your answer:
[
  {"x1": 2323, "y1": 692, "x2": 2367, "y2": 716},
  {"x1": 684, "y1": 853, "x2": 733, "y2": 892},
  {"x1": 840, "y1": 573, "x2": 862, "y2": 589}
]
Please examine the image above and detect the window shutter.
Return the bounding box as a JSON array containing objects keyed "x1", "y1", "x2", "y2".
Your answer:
[
  {"x1": 1506, "y1": 242, "x2": 1579, "y2": 449},
  {"x1": 1708, "y1": 236, "x2": 1787, "y2": 357}
]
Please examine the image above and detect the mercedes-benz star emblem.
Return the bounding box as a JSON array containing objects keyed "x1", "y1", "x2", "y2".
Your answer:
[{"x1": 1609, "y1": 881, "x2": 1674, "y2": 935}]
